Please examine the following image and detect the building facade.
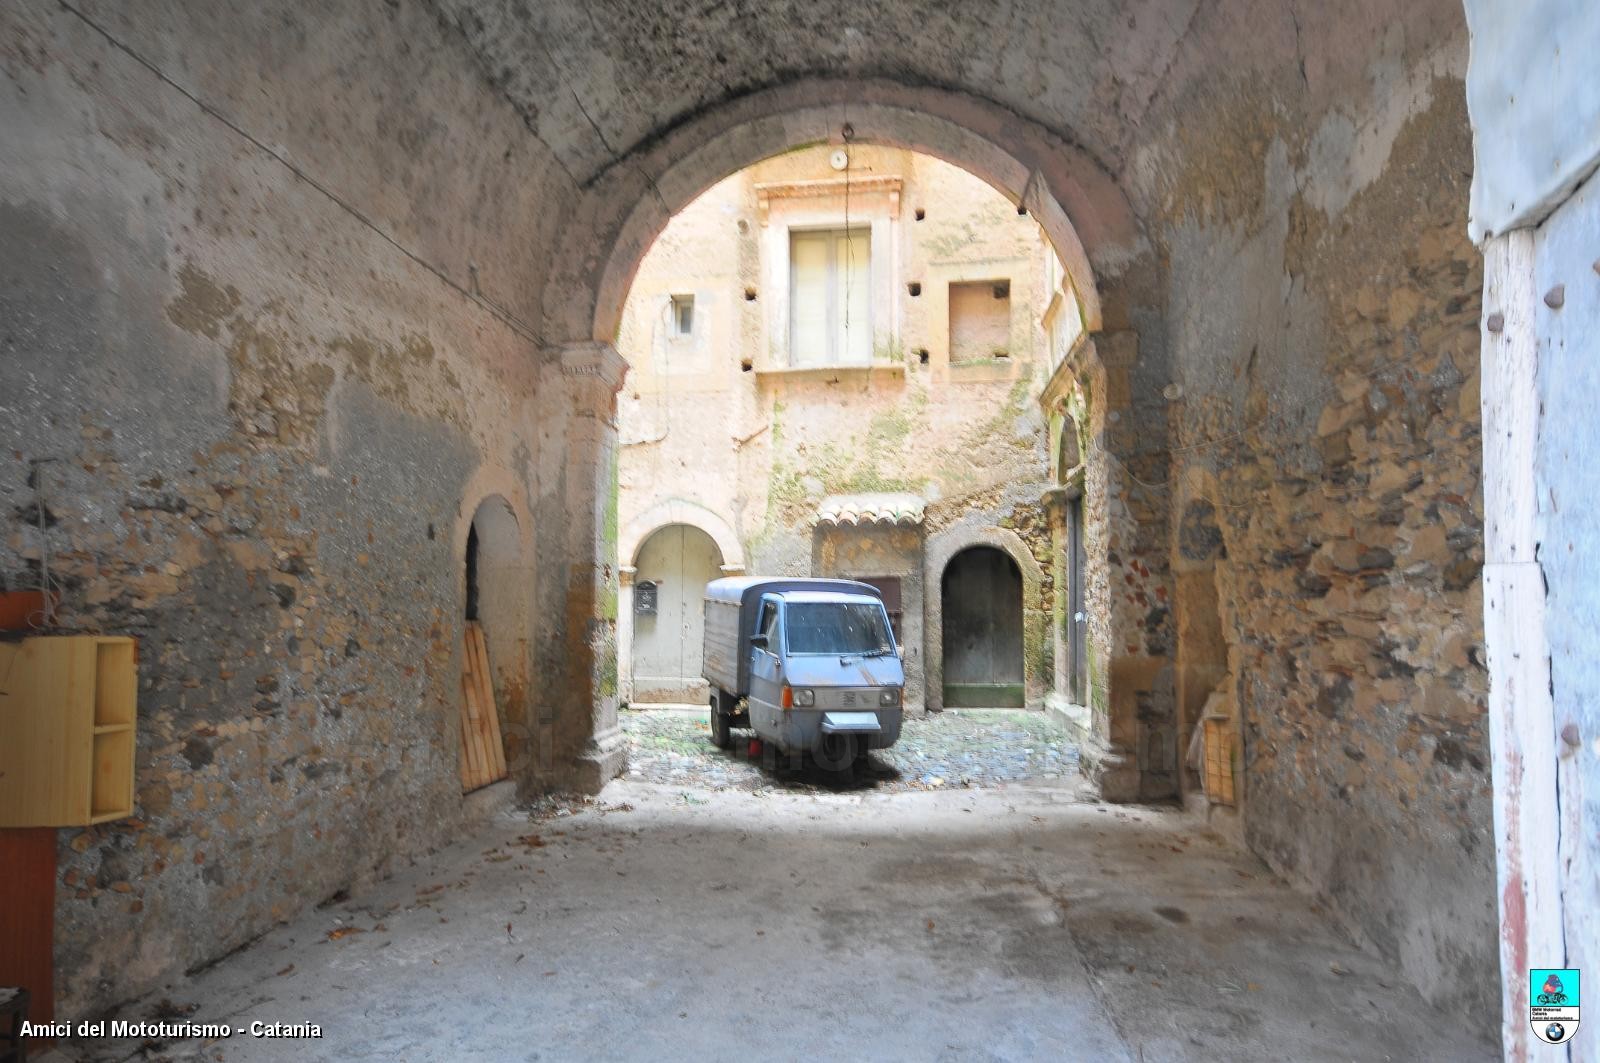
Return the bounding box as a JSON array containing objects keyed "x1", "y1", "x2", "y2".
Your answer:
[{"x1": 615, "y1": 145, "x2": 1080, "y2": 714}]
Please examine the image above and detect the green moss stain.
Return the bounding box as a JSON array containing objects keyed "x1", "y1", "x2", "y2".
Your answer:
[
  {"x1": 866, "y1": 404, "x2": 913, "y2": 451},
  {"x1": 874, "y1": 336, "x2": 906, "y2": 364},
  {"x1": 601, "y1": 446, "x2": 620, "y2": 622}
]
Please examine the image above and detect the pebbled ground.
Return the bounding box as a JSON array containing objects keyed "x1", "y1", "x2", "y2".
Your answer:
[
  {"x1": 621, "y1": 706, "x2": 1082, "y2": 793},
  {"x1": 65, "y1": 770, "x2": 1494, "y2": 1062}
]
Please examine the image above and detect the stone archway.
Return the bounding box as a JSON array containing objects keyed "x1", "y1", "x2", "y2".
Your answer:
[
  {"x1": 924, "y1": 526, "x2": 1049, "y2": 712},
  {"x1": 618, "y1": 499, "x2": 746, "y2": 575},
  {"x1": 616, "y1": 500, "x2": 744, "y2": 705},
  {"x1": 541, "y1": 84, "x2": 1170, "y2": 798},
  {"x1": 624, "y1": 523, "x2": 725, "y2": 705},
  {"x1": 544, "y1": 79, "x2": 1143, "y2": 349},
  {"x1": 940, "y1": 546, "x2": 1026, "y2": 707}
]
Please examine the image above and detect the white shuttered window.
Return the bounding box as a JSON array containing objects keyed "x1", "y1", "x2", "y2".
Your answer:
[{"x1": 789, "y1": 228, "x2": 871, "y2": 366}]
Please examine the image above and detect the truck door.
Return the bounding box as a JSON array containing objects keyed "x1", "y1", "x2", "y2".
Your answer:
[{"x1": 749, "y1": 595, "x2": 784, "y2": 721}]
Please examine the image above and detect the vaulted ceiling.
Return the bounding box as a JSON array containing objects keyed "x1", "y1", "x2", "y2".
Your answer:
[{"x1": 427, "y1": 0, "x2": 1206, "y2": 186}]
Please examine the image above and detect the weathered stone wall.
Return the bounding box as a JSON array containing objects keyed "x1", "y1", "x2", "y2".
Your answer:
[
  {"x1": 1, "y1": 0, "x2": 576, "y2": 1014},
  {"x1": 616, "y1": 147, "x2": 1058, "y2": 711},
  {"x1": 1122, "y1": 0, "x2": 1494, "y2": 1025}
]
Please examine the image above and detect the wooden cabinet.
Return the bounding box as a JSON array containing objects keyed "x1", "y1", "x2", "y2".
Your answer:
[{"x1": 0, "y1": 636, "x2": 137, "y2": 826}]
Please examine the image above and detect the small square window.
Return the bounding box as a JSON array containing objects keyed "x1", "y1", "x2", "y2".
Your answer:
[{"x1": 670, "y1": 294, "x2": 694, "y2": 336}]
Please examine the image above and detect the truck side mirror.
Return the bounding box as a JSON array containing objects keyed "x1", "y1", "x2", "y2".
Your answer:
[{"x1": 749, "y1": 634, "x2": 769, "y2": 649}]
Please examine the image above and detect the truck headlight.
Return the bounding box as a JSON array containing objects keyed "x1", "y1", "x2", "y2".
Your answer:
[
  {"x1": 879, "y1": 688, "x2": 899, "y2": 707},
  {"x1": 793, "y1": 688, "x2": 815, "y2": 707}
]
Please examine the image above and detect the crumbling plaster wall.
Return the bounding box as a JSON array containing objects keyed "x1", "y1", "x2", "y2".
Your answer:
[
  {"x1": 1, "y1": 0, "x2": 577, "y2": 1015},
  {"x1": 1122, "y1": 0, "x2": 1494, "y2": 1026}
]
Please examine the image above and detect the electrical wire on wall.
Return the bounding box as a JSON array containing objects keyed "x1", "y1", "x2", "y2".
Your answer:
[{"x1": 842, "y1": 120, "x2": 855, "y2": 349}]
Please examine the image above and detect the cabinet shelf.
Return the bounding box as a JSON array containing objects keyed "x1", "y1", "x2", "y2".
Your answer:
[{"x1": 0, "y1": 636, "x2": 139, "y2": 827}]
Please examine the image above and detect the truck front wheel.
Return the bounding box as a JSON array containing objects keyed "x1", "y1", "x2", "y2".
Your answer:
[{"x1": 816, "y1": 731, "x2": 857, "y2": 776}]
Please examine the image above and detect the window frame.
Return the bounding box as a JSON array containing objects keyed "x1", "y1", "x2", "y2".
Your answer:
[
  {"x1": 756, "y1": 596, "x2": 783, "y2": 656},
  {"x1": 787, "y1": 226, "x2": 873, "y2": 367},
  {"x1": 669, "y1": 293, "x2": 695, "y2": 337}
]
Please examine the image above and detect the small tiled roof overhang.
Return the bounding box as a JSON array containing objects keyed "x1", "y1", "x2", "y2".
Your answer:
[{"x1": 815, "y1": 492, "x2": 926, "y2": 527}]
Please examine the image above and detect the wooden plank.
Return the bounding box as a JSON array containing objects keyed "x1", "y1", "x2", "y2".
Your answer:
[
  {"x1": 0, "y1": 828, "x2": 55, "y2": 1038},
  {"x1": 456, "y1": 681, "x2": 477, "y2": 790},
  {"x1": 1, "y1": 603, "x2": 58, "y2": 1040},
  {"x1": 458, "y1": 637, "x2": 483, "y2": 791},
  {"x1": 1481, "y1": 232, "x2": 1565, "y2": 1063},
  {"x1": 90, "y1": 730, "x2": 134, "y2": 820},
  {"x1": 460, "y1": 627, "x2": 499, "y2": 791},
  {"x1": 459, "y1": 666, "x2": 490, "y2": 791},
  {"x1": 0, "y1": 637, "x2": 98, "y2": 826},
  {"x1": 468, "y1": 625, "x2": 507, "y2": 779},
  {"x1": 1484, "y1": 563, "x2": 1563, "y2": 1063},
  {"x1": 470, "y1": 628, "x2": 501, "y2": 782},
  {"x1": 94, "y1": 640, "x2": 137, "y2": 727},
  {"x1": 1482, "y1": 231, "x2": 1540, "y2": 567}
]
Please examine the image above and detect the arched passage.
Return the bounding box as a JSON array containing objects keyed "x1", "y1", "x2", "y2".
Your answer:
[
  {"x1": 545, "y1": 82, "x2": 1164, "y2": 786},
  {"x1": 539, "y1": 79, "x2": 1145, "y2": 349},
  {"x1": 940, "y1": 546, "x2": 1026, "y2": 708},
  {"x1": 627, "y1": 523, "x2": 724, "y2": 705}
]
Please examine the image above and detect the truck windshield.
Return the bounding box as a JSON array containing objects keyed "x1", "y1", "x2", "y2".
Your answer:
[{"x1": 784, "y1": 602, "x2": 894, "y2": 656}]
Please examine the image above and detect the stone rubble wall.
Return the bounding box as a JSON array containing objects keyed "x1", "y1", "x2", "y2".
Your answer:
[
  {"x1": 1121, "y1": 0, "x2": 1495, "y2": 1028},
  {"x1": 0, "y1": 0, "x2": 576, "y2": 1016}
]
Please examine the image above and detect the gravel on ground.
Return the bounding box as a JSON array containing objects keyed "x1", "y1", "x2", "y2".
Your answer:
[{"x1": 621, "y1": 706, "x2": 1082, "y2": 794}]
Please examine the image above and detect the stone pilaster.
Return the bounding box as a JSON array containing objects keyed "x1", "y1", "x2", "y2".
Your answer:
[{"x1": 555, "y1": 341, "x2": 630, "y2": 792}]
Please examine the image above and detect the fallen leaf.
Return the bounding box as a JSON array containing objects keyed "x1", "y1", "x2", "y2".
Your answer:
[
  {"x1": 326, "y1": 927, "x2": 365, "y2": 941},
  {"x1": 275, "y1": 964, "x2": 295, "y2": 977},
  {"x1": 1329, "y1": 962, "x2": 1349, "y2": 977},
  {"x1": 514, "y1": 953, "x2": 525, "y2": 964},
  {"x1": 926, "y1": 919, "x2": 936, "y2": 932}
]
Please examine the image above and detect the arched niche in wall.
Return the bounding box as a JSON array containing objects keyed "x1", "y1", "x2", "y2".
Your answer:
[
  {"x1": 1171, "y1": 470, "x2": 1237, "y2": 811},
  {"x1": 923, "y1": 525, "x2": 1049, "y2": 712},
  {"x1": 461, "y1": 494, "x2": 525, "y2": 790}
]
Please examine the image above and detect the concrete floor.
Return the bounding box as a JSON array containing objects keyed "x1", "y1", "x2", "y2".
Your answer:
[{"x1": 71, "y1": 775, "x2": 1495, "y2": 1062}]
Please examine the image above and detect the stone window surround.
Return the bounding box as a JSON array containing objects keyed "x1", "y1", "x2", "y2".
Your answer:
[{"x1": 755, "y1": 176, "x2": 903, "y2": 371}]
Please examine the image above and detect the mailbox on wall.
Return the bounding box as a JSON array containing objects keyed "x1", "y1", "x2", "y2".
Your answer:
[{"x1": 634, "y1": 580, "x2": 659, "y2": 615}]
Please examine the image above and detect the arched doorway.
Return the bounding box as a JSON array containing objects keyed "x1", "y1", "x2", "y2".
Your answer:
[
  {"x1": 941, "y1": 546, "x2": 1025, "y2": 707},
  {"x1": 630, "y1": 524, "x2": 724, "y2": 704},
  {"x1": 460, "y1": 495, "x2": 520, "y2": 791}
]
